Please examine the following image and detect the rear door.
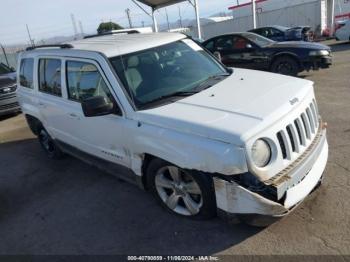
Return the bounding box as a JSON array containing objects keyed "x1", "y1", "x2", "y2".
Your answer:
[{"x1": 36, "y1": 57, "x2": 66, "y2": 137}]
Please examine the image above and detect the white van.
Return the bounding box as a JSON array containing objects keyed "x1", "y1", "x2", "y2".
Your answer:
[{"x1": 17, "y1": 33, "x2": 328, "y2": 224}]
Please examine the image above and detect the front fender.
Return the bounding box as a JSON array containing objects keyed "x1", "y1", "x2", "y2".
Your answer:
[{"x1": 132, "y1": 123, "x2": 248, "y2": 176}]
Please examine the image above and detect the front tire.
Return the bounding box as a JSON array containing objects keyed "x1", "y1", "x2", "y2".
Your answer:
[
  {"x1": 147, "y1": 159, "x2": 216, "y2": 219},
  {"x1": 271, "y1": 56, "x2": 300, "y2": 76},
  {"x1": 38, "y1": 127, "x2": 64, "y2": 159}
]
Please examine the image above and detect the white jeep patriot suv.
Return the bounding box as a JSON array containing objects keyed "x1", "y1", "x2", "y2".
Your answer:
[{"x1": 17, "y1": 33, "x2": 328, "y2": 224}]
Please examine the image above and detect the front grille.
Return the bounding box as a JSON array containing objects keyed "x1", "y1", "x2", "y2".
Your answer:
[
  {"x1": 0, "y1": 84, "x2": 17, "y2": 95},
  {"x1": 0, "y1": 102, "x2": 19, "y2": 111},
  {"x1": 276, "y1": 100, "x2": 319, "y2": 160}
]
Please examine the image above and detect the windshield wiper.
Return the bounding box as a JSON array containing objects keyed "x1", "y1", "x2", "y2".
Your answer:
[
  {"x1": 139, "y1": 73, "x2": 230, "y2": 110},
  {"x1": 139, "y1": 91, "x2": 200, "y2": 109},
  {"x1": 193, "y1": 73, "x2": 230, "y2": 92}
]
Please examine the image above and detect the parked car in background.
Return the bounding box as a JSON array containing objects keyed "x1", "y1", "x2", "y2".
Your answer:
[
  {"x1": 335, "y1": 20, "x2": 350, "y2": 41},
  {"x1": 249, "y1": 26, "x2": 312, "y2": 42},
  {"x1": 17, "y1": 33, "x2": 328, "y2": 225},
  {"x1": 0, "y1": 63, "x2": 20, "y2": 116},
  {"x1": 203, "y1": 32, "x2": 332, "y2": 76}
]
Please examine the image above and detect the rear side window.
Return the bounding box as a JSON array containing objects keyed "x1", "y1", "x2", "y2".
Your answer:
[
  {"x1": 38, "y1": 59, "x2": 62, "y2": 96},
  {"x1": 19, "y1": 58, "x2": 34, "y2": 88},
  {"x1": 66, "y1": 61, "x2": 112, "y2": 102}
]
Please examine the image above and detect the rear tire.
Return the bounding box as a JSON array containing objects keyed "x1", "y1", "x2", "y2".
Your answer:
[
  {"x1": 37, "y1": 127, "x2": 64, "y2": 159},
  {"x1": 146, "y1": 158, "x2": 216, "y2": 220},
  {"x1": 271, "y1": 56, "x2": 300, "y2": 76}
]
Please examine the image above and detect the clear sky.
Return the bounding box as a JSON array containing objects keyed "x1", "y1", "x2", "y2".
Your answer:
[{"x1": 0, "y1": 0, "x2": 250, "y2": 45}]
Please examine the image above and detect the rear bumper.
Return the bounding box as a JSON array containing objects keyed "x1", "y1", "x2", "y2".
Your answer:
[
  {"x1": 0, "y1": 93, "x2": 21, "y2": 116},
  {"x1": 214, "y1": 128, "x2": 328, "y2": 217}
]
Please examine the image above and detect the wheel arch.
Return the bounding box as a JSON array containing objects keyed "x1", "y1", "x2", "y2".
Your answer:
[
  {"x1": 269, "y1": 52, "x2": 302, "y2": 71},
  {"x1": 141, "y1": 153, "x2": 157, "y2": 190},
  {"x1": 24, "y1": 114, "x2": 43, "y2": 136}
]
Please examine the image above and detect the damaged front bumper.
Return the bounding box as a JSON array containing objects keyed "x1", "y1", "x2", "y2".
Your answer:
[{"x1": 214, "y1": 128, "x2": 328, "y2": 217}]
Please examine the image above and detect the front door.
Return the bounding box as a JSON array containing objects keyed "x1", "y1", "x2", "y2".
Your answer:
[
  {"x1": 215, "y1": 35, "x2": 257, "y2": 69},
  {"x1": 60, "y1": 58, "x2": 131, "y2": 169}
]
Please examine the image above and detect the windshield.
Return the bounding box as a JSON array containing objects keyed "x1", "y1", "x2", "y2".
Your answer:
[
  {"x1": 0, "y1": 63, "x2": 13, "y2": 75},
  {"x1": 242, "y1": 33, "x2": 275, "y2": 47},
  {"x1": 109, "y1": 39, "x2": 228, "y2": 110}
]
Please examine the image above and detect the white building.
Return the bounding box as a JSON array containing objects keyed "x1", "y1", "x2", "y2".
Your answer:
[{"x1": 190, "y1": 0, "x2": 350, "y2": 40}]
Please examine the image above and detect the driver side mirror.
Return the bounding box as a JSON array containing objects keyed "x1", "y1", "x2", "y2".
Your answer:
[
  {"x1": 246, "y1": 44, "x2": 253, "y2": 49},
  {"x1": 213, "y1": 51, "x2": 222, "y2": 61},
  {"x1": 81, "y1": 96, "x2": 114, "y2": 117}
]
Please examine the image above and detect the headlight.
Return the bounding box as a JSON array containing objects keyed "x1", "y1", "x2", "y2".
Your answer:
[
  {"x1": 309, "y1": 50, "x2": 330, "y2": 56},
  {"x1": 251, "y1": 139, "x2": 271, "y2": 167}
]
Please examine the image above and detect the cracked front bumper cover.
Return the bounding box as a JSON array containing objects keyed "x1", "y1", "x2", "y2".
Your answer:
[{"x1": 214, "y1": 129, "x2": 328, "y2": 217}]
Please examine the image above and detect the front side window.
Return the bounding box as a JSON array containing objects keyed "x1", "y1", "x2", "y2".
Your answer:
[
  {"x1": 39, "y1": 59, "x2": 62, "y2": 96},
  {"x1": 216, "y1": 36, "x2": 233, "y2": 51},
  {"x1": 232, "y1": 36, "x2": 249, "y2": 50},
  {"x1": 109, "y1": 39, "x2": 228, "y2": 110},
  {"x1": 19, "y1": 58, "x2": 34, "y2": 88},
  {"x1": 66, "y1": 61, "x2": 112, "y2": 103}
]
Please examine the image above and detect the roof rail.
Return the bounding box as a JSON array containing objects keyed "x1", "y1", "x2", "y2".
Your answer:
[
  {"x1": 84, "y1": 30, "x2": 140, "y2": 39},
  {"x1": 26, "y1": 44, "x2": 73, "y2": 51}
]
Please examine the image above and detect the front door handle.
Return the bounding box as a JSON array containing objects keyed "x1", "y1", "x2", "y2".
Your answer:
[
  {"x1": 68, "y1": 113, "x2": 80, "y2": 119},
  {"x1": 38, "y1": 102, "x2": 46, "y2": 108}
]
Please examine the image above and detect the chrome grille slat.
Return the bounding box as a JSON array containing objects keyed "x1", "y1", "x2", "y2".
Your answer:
[
  {"x1": 301, "y1": 113, "x2": 311, "y2": 139},
  {"x1": 310, "y1": 102, "x2": 318, "y2": 128},
  {"x1": 287, "y1": 124, "x2": 300, "y2": 153},
  {"x1": 277, "y1": 131, "x2": 287, "y2": 159},
  {"x1": 294, "y1": 119, "x2": 306, "y2": 146},
  {"x1": 275, "y1": 100, "x2": 321, "y2": 162},
  {"x1": 306, "y1": 107, "x2": 315, "y2": 134}
]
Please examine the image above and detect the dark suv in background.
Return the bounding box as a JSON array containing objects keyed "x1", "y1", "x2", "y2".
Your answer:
[{"x1": 0, "y1": 63, "x2": 20, "y2": 116}]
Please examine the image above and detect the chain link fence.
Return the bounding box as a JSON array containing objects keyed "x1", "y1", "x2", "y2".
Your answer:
[{"x1": 0, "y1": 44, "x2": 29, "y2": 70}]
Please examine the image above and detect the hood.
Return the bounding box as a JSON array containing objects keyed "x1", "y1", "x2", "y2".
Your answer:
[
  {"x1": 0, "y1": 72, "x2": 16, "y2": 87},
  {"x1": 268, "y1": 41, "x2": 330, "y2": 50},
  {"x1": 136, "y1": 68, "x2": 313, "y2": 145}
]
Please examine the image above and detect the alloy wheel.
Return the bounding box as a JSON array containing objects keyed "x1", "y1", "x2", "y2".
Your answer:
[{"x1": 155, "y1": 166, "x2": 203, "y2": 216}]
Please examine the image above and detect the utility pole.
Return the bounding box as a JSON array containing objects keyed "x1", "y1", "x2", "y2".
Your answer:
[
  {"x1": 251, "y1": 0, "x2": 257, "y2": 29},
  {"x1": 141, "y1": 21, "x2": 145, "y2": 27},
  {"x1": 125, "y1": 8, "x2": 133, "y2": 28},
  {"x1": 78, "y1": 21, "x2": 84, "y2": 37},
  {"x1": 178, "y1": 6, "x2": 183, "y2": 28},
  {"x1": 26, "y1": 24, "x2": 34, "y2": 47},
  {"x1": 70, "y1": 14, "x2": 78, "y2": 39},
  {"x1": 0, "y1": 44, "x2": 10, "y2": 67},
  {"x1": 165, "y1": 8, "x2": 170, "y2": 31}
]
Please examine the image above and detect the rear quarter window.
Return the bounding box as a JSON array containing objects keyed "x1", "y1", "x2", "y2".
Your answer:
[{"x1": 19, "y1": 58, "x2": 34, "y2": 88}]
